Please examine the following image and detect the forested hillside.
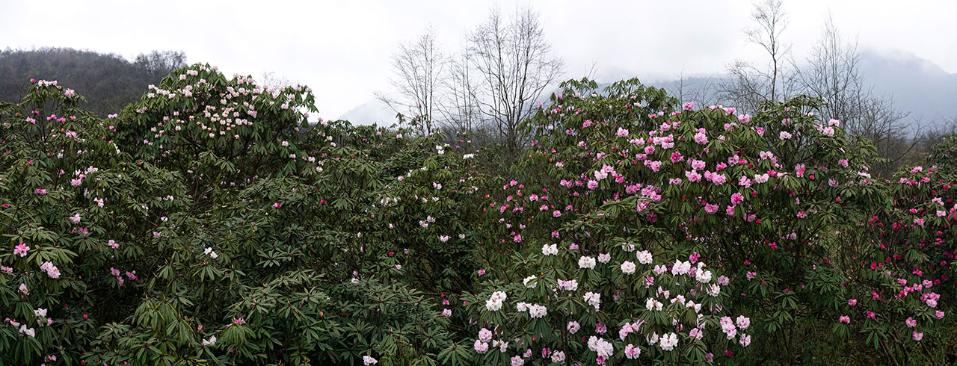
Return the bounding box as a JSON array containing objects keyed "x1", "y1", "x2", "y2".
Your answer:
[{"x1": 0, "y1": 48, "x2": 184, "y2": 116}]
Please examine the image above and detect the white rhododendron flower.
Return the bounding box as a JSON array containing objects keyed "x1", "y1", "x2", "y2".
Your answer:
[
  {"x1": 541, "y1": 244, "x2": 558, "y2": 256},
  {"x1": 527, "y1": 304, "x2": 547, "y2": 318},
  {"x1": 660, "y1": 332, "x2": 679, "y2": 351},
  {"x1": 671, "y1": 260, "x2": 691, "y2": 276},
  {"x1": 620, "y1": 261, "x2": 636, "y2": 274},
  {"x1": 486, "y1": 291, "x2": 507, "y2": 311},
  {"x1": 587, "y1": 336, "x2": 614, "y2": 358},
  {"x1": 202, "y1": 336, "x2": 217, "y2": 346},
  {"x1": 597, "y1": 253, "x2": 611, "y2": 263},
  {"x1": 583, "y1": 292, "x2": 601, "y2": 310},
  {"x1": 557, "y1": 279, "x2": 578, "y2": 291}
]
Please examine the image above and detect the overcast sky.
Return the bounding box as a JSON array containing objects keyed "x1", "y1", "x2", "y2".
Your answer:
[{"x1": 2, "y1": 0, "x2": 956, "y2": 119}]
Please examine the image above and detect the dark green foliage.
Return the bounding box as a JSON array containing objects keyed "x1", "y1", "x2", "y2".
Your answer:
[{"x1": 0, "y1": 65, "x2": 955, "y2": 365}]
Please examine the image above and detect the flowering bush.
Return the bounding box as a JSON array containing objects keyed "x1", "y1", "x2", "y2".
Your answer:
[
  {"x1": 468, "y1": 79, "x2": 952, "y2": 364},
  {"x1": 467, "y1": 249, "x2": 752, "y2": 364},
  {"x1": 828, "y1": 165, "x2": 956, "y2": 364},
  {"x1": 0, "y1": 68, "x2": 954, "y2": 364}
]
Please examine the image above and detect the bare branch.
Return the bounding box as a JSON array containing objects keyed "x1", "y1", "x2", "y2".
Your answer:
[
  {"x1": 467, "y1": 8, "x2": 562, "y2": 153},
  {"x1": 379, "y1": 29, "x2": 445, "y2": 135}
]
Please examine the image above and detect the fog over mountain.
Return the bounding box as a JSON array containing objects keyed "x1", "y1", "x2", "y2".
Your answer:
[
  {"x1": 342, "y1": 49, "x2": 957, "y2": 131},
  {"x1": 858, "y1": 50, "x2": 957, "y2": 127}
]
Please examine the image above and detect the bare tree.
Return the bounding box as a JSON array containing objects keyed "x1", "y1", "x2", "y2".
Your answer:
[
  {"x1": 721, "y1": 0, "x2": 796, "y2": 111},
  {"x1": 260, "y1": 71, "x2": 293, "y2": 89},
  {"x1": 674, "y1": 72, "x2": 722, "y2": 107},
  {"x1": 439, "y1": 48, "x2": 481, "y2": 134},
  {"x1": 379, "y1": 29, "x2": 444, "y2": 135},
  {"x1": 798, "y1": 16, "x2": 912, "y2": 175},
  {"x1": 468, "y1": 9, "x2": 562, "y2": 153},
  {"x1": 134, "y1": 50, "x2": 187, "y2": 80},
  {"x1": 800, "y1": 17, "x2": 862, "y2": 128}
]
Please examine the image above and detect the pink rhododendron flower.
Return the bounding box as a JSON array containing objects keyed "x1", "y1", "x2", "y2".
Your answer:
[
  {"x1": 567, "y1": 321, "x2": 580, "y2": 334},
  {"x1": 13, "y1": 242, "x2": 29, "y2": 257},
  {"x1": 693, "y1": 129, "x2": 709, "y2": 145},
  {"x1": 624, "y1": 344, "x2": 641, "y2": 359},
  {"x1": 39, "y1": 261, "x2": 61, "y2": 279},
  {"x1": 912, "y1": 331, "x2": 924, "y2": 342},
  {"x1": 730, "y1": 192, "x2": 744, "y2": 205},
  {"x1": 474, "y1": 340, "x2": 489, "y2": 353}
]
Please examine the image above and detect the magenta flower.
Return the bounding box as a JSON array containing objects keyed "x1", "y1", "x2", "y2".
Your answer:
[
  {"x1": 730, "y1": 192, "x2": 744, "y2": 205},
  {"x1": 13, "y1": 242, "x2": 30, "y2": 257},
  {"x1": 685, "y1": 170, "x2": 702, "y2": 182},
  {"x1": 595, "y1": 322, "x2": 607, "y2": 334},
  {"x1": 566, "y1": 321, "x2": 580, "y2": 334},
  {"x1": 912, "y1": 331, "x2": 923, "y2": 342}
]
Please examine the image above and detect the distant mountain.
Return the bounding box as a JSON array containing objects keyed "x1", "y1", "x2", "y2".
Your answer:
[
  {"x1": 649, "y1": 51, "x2": 957, "y2": 130},
  {"x1": 340, "y1": 49, "x2": 957, "y2": 130},
  {"x1": 857, "y1": 50, "x2": 957, "y2": 128},
  {"x1": 339, "y1": 99, "x2": 397, "y2": 126}
]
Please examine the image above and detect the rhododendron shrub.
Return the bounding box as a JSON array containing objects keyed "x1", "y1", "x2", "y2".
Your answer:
[
  {"x1": 827, "y1": 165, "x2": 956, "y2": 364},
  {"x1": 466, "y1": 245, "x2": 752, "y2": 364},
  {"x1": 0, "y1": 79, "x2": 192, "y2": 363},
  {"x1": 370, "y1": 142, "x2": 487, "y2": 290},
  {"x1": 1, "y1": 67, "x2": 955, "y2": 364},
  {"x1": 471, "y1": 78, "x2": 939, "y2": 364},
  {"x1": 114, "y1": 64, "x2": 322, "y2": 202},
  {"x1": 0, "y1": 67, "x2": 471, "y2": 365}
]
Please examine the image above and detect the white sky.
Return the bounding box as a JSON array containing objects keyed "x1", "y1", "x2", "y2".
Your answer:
[{"x1": 2, "y1": 0, "x2": 956, "y2": 119}]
